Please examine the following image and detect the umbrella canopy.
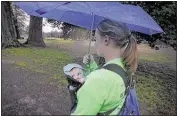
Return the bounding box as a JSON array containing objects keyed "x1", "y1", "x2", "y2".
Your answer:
[{"x1": 14, "y1": 2, "x2": 163, "y2": 35}]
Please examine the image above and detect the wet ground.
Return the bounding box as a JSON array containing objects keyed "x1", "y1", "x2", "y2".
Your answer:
[{"x1": 2, "y1": 40, "x2": 176, "y2": 115}]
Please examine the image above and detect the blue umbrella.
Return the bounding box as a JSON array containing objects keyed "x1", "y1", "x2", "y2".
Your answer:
[
  {"x1": 14, "y1": 2, "x2": 163, "y2": 35},
  {"x1": 14, "y1": 1, "x2": 164, "y2": 69}
]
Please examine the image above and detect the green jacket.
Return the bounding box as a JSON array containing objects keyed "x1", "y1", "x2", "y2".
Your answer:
[{"x1": 72, "y1": 58, "x2": 126, "y2": 115}]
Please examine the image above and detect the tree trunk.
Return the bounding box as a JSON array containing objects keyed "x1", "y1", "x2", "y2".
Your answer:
[
  {"x1": 1, "y1": 1, "x2": 22, "y2": 49},
  {"x1": 14, "y1": 20, "x2": 21, "y2": 39},
  {"x1": 25, "y1": 15, "x2": 45, "y2": 47},
  {"x1": 13, "y1": 5, "x2": 21, "y2": 39},
  {"x1": 62, "y1": 23, "x2": 73, "y2": 40}
]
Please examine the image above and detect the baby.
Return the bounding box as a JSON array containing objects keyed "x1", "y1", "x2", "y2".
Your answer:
[
  {"x1": 63, "y1": 54, "x2": 96, "y2": 84},
  {"x1": 63, "y1": 63, "x2": 86, "y2": 83},
  {"x1": 63, "y1": 55, "x2": 97, "y2": 112}
]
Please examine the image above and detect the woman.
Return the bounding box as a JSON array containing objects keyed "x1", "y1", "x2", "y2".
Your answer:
[{"x1": 71, "y1": 19, "x2": 138, "y2": 115}]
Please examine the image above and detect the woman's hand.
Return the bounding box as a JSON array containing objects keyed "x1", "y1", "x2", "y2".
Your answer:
[{"x1": 83, "y1": 54, "x2": 95, "y2": 64}]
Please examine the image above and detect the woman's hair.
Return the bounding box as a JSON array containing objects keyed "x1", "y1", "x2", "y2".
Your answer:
[{"x1": 97, "y1": 19, "x2": 138, "y2": 73}]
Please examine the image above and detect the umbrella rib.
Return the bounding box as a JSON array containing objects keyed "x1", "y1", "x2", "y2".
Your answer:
[
  {"x1": 35, "y1": 2, "x2": 72, "y2": 15},
  {"x1": 95, "y1": 3, "x2": 110, "y2": 14},
  {"x1": 88, "y1": 13, "x2": 95, "y2": 54},
  {"x1": 83, "y1": 2, "x2": 92, "y2": 14},
  {"x1": 37, "y1": 2, "x2": 40, "y2": 9},
  {"x1": 45, "y1": 3, "x2": 70, "y2": 14}
]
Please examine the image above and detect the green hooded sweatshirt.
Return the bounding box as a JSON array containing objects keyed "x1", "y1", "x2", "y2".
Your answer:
[{"x1": 72, "y1": 58, "x2": 126, "y2": 115}]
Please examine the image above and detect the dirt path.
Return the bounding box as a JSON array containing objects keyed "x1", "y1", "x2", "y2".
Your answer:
[{"x1": 2, "y1": 60, "x2": 71, "y2": 115}]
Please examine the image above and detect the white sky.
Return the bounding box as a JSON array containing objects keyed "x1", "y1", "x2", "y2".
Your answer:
[
  {"x1": 43, "y1": 19, "x2": 63, "y2": 33},
  {"x1": 24, "y1": 17, "x2": 62, "y2": 33}
]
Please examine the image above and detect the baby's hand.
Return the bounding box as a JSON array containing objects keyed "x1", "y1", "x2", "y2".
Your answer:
[{"x1": 83, "y1": 54, "x2": 94, "y2": 64}]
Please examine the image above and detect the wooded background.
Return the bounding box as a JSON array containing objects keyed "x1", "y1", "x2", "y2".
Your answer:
[{"x1": 1, "y1": 1, "x2": 176, "y2": 49}]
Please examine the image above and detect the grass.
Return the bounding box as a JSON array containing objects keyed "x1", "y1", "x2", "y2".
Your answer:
[
  {"x1": 44, "y1": 38, "x2": 75, "y2": 44},
  {"x1": 139, "y1": 54, "x2": 169, "y2": 62},
  {"x1": 2, "y1": 47, "x2": 73, "y2": 85},
  {"x1": 15, "y1": 61, "x2": 29, "y2": 67},
  {"x1": 136, "y1": 75, "x2": 167, "y2": 113},
  {"x1": 2, "y1": 41, "x2": 175, "y2": 115},
  {"x1": 18, "y1": 38, "x2": 75, "y2": 44}
]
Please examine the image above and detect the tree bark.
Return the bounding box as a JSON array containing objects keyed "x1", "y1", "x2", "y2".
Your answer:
[
  {"x1": 14, "y1": 20, "x2": 21, "y2": 39},
  {"x1": 1, "y1": 1, "x2": 22, "y2": 49},
  {"x1": 25, "y1": 15, "x2": 45, "y2": 47},
  {"x1": 13, "y1": 5, "x2": 21, "y2": 39},
  {"x1": 62, "y1": 23, "x2": 72, "y2": 40}
]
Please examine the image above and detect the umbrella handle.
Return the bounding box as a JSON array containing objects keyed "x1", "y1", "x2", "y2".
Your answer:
[
  {"x1": 88, "y1": 12, "x2": 95, "y2": 54},
  {"x1": 88, "y1": 55, "x2": 91, "y2": 63},
  {"x1": 88, "y1": 12, "x2": 95, "y2": 69}
]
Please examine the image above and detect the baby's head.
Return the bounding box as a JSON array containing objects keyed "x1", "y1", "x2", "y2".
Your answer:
[
  {"x1": 70, "y1": 67, "x2": 85, "y2": 83},
  {"x1": 63, "y1": 63, "x2": 85, "y2": 83}
]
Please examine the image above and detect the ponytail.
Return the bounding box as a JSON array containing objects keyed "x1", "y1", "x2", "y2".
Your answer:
[
  {"x1": 96, "y1": 19, "x2": 138, "y2": 73},
  {"x1": 122, "y1": 35, "x2": 138, "y2": 73}
]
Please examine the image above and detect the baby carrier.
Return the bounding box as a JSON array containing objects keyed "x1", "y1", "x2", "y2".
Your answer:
[{"x1": 63, "y1": 63, "x2": 84, "y2": 112}]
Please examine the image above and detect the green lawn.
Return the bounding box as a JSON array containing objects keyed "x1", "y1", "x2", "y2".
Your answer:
[
  {"x1": 135, "y1": 69, "x2": 176, "y2": 115},
  {"x1": 44, "y1": 38, "x2": 75, "y2": 44},
  {"x1": 18, "y1": 38, "x2": 75, "y2": 44},
  {"x1": 2, "y1": 47, "x2": 73, "y2": 85},
  {"x1": 136, "y1": 75, "x2": 162, "y2": 112},
  {"x1": 139, "y1": 54, "x2": 169, "y2": 62}
]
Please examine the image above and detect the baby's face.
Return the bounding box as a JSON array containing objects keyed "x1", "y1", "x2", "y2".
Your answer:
[{"x1": 70, "y1": 68, "x2": 85, "y2": 83}]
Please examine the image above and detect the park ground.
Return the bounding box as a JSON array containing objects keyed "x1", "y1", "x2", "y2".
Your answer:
[{"x1": 1, "y1": 39, "x2": 176, "y2": 115}]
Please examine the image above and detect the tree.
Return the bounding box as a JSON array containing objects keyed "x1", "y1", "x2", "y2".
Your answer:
[
  {"x1": 47, "y1": 19, "x2": 71, "y2": 39},
  {"x1": 69, "y1": 27, "x2": 90, "y2": 40},
  {"x1": 25, "y1": 15, "x2": 46, "y2": 47},
  {"x1": 11, "y1": 4, "x2": 21, "y2": 39},
  {"x1": 47, "y1": 19, "x2": 62, "y2": 29},
  {"x1": 47, "y1": 19, "x2": 90, "y2": 40},
  {"x1": 1, "y1": 1, "x2": 22, "y2": 49},
  {"x1": 11, "y1": 3, "x2": 29, "y2": 39},
  {"x1": 120, "y1": 1, "x2": 176, "y2": 50}
]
